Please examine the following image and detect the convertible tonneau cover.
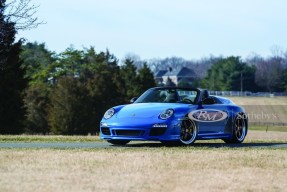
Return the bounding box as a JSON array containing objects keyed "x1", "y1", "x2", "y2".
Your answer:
[{"x1": 214, "y1": 96, "x2": 235, "y2": 105}]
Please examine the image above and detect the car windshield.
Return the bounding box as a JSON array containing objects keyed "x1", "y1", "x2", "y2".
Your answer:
[{"x1": 135, "y1": 88, "x2": 199, "y2": 104}]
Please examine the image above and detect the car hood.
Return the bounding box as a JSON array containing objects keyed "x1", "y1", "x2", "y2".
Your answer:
[{"x1": 115, "y1": 103, "x2": 191, "y2": 118}]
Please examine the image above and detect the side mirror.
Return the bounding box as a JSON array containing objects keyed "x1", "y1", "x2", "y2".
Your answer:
[{"x1": 130, "y1": 97, "x2": 138, "y2": 104}]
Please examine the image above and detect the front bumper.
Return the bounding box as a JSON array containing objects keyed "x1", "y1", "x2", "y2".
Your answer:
[{"x1": 100, "y1": 120, "x2": 181, "y2": 141}]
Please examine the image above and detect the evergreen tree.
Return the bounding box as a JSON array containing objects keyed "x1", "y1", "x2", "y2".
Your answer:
[
  {"x1": 0, "y1": 1, "x2": 27, "y2": 134},
  {"x1": 21, "y1": 42, "x2": 55, "y2": 133},
  {"x1": 84, "y1": 51, "x2": 125, "y2": 132},
  {"x1": 24, "y1": 83, "x2": 50, "y2": 134},
  {"x1": 178, "y1": 79, "x2": 192, "y2": 87},
  {"x1": 21, "y1": 42, "x2": 55, "y2": 84},
  {"x1": 201, "y1": 56, "x2": 257, "y2": 91},
  {"x1": 137, "y1": 63, "x2": 156, "y2": 94},
  {"x1": 121, "y1": 58, "x2": 139, "y2": 101},
  {"x1": 48, "y1": 77, "x2": 92, "y2": 135},
  {"x1": 47, "y1": 49, "x2": 126, "y2": 134},
  {"x1": 58, "y1": 46, "x2": 83, "y2": 77}
]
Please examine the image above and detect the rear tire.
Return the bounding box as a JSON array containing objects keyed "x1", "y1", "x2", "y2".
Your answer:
[
  {"x1": 223, "y1": 114, "x2": 247, "y2": 144},
  {"x1": 107, "y1": 140, "x2": 130, "y2": 145}
]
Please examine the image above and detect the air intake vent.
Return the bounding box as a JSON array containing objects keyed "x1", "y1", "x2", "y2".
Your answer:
[
  {"x1": 149, "y1": 128, "x2": 166, "y2": 136},
  {"x1": 101, "y1": 127, "x2": 111, "y2": 135},
  {"x1": 115, "y1": 130, "x2": 143, "y2": 136}
]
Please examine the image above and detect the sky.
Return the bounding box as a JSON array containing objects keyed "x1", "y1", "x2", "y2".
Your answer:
[{"x1": 16, "y1": 0, "x2": 287, "y2": 60}]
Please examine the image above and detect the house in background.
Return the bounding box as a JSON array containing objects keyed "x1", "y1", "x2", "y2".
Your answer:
[
  {"x1": 155, "y1": 67, "x2": 197, "y2": 86},
  {"x1": 155, "y1": 70, "x2": 168, "y2": 85}
]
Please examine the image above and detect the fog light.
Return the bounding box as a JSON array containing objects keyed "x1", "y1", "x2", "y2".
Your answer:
[{"x1": 101, "y1": 122, "x2": 108, "y2": 127}]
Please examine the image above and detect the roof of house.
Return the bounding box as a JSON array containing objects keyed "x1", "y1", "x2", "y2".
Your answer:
[
  {"x1": 155, "y1": 70, "x2": 168, "y2": 78},
  {"x1": 163, "y1": 67, "x2": 195, "y2": 77}
]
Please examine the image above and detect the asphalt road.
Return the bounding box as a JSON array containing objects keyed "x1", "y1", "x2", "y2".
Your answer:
[{"x1": 0, "y1": 142, "x2": 287, "y2": 149}]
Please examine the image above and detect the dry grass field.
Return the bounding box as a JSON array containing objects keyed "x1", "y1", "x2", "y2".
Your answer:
[
  {"x1": 227, "y1": 96, "x2": 287, "y2": 106},
  {"x1": 227, "y1": 96, "x2": 287, "y2": 126},
  {"x1": 0, "y1": 145, "x2": 286, "y2": 192}
]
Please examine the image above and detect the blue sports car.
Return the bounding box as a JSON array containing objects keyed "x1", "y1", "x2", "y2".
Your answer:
[{"x1": 100, "y1": 87, "x2": 248, "y2": 145}]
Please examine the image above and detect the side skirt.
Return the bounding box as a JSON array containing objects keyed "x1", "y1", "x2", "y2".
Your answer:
[{"x1": 197, "y1": 133, "x2": 232, "y2": 140}]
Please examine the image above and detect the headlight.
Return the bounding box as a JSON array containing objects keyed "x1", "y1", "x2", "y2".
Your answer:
[
  {"x1": 159, "y1": 109, "x2": 174, "y2": 120},
  {"x1": 104, "y1": 108, "x2": 115, "y2": 119}
]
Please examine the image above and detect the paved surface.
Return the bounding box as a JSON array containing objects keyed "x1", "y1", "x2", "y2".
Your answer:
[
  {"x1": 0, "y1": 142, "x2": 287, "y2": 149},
  {"x1": 0, "y1": 142, "x2": 111, "y2": 149}
]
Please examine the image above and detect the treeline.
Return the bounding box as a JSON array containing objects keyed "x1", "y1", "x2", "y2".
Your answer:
[
  {"x1": 147, "y1": 54, "x2": 287, "y2": 92},
  {"x1": 19, "y1": 43, "x2": 156, "y2": 135}
]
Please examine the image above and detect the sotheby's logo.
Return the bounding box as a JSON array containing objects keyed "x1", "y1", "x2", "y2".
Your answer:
[{"x1": 188, "y1": 109, "x2": 228, "y2": 122}]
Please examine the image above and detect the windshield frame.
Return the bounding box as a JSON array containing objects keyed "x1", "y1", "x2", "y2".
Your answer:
[{"x1": 134, "y1": 87, "x2": 200, "y2": 104}]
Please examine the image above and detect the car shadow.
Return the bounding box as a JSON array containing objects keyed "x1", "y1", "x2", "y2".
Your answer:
[{"x1": 112, "y1": 142, "x2": 287, "y2": 148}]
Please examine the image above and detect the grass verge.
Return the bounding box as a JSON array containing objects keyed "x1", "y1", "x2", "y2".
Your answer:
[
  {"x1": 0, "y1": 135, "x2": 101, "y2": 143},
  {"x1": 249, "y1": 125, "x2": 287, "y2": 132}
]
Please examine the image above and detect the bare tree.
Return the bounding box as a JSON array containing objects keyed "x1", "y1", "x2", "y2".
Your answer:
[
  {"x1": 4, "y1": 0, "x2": 44, "y2": 30},
  {"x1": 270, "y1": 45, "x2": 284, "y2": 59},
  {"x1": 254, "y1": 57, "x2": 284, "y2": 92}
]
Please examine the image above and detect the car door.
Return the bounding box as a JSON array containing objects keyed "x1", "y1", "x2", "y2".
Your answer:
[{"x1": 194, "y1": 97, "x2": 229, "y2": 135}]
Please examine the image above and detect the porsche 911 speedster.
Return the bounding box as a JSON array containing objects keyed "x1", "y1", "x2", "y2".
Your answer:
[{"x1": 100, "y1": 87, "x2": 248, "y2": 145}]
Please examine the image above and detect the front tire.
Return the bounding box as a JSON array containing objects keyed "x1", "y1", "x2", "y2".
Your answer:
[
  {"x1": 223, "y1": 115, "x2": 247, "y2": 144},
  {"x1": 161, "y1": 119, "x2": 197, "y2": 146},
  {"x1": 107, "y1": 140, "x2": 130, "y2": 145},
  {"x1": 179, "y1": 119, "x2": 197, "y2": 145}
]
